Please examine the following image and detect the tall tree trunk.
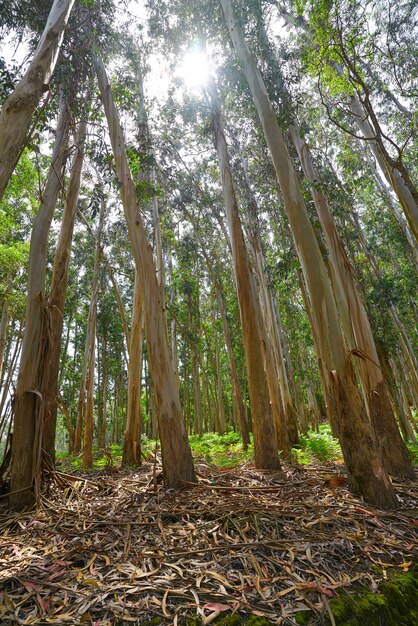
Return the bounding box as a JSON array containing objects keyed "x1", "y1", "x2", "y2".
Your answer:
[
  {"x1": 168, "y1": 251, "x2": 180, "y2": 387},
  {"x1": 232, "y1": 145, "x2": 299, "y2": 444},
  {"x1": 98, "y1": 331, "x2": 108, "y2": 448},
  {"x1": 9, "y1": 96, "x2": 71, "y2": 510},
  {"x1": 43, "y1": 119, "x2": 87, "y2": 464},
  {"x1": 82, "y1": 198, "x2": 105, "y2": 467},
  {"x1": 78, "y1": 209, "x2": 130, "y2": 352},
  {"x1": 221, "y1": 0, "x2": 397, "y2": 508},
  {"x1": 214, "y1": 281, "x2": 250, "y2": 446},
  {"x1": 290, "y1": 127, "x2": 414, "y2": 479},
  {"x1": 251, "y1": 229, "x2": 298, "y2": 446},
  {"x1": 74, "y1": 326, "x2": 88, "y2": 455},
  {"x1": 122, "y1": 271, "x2": 144, "y2": 466},
  {"x1": 0, "y1": 0, "x2": 75, "y2": 200},
  {"x1": 257, "y1": 15, "x2": 409, "y2": 469},
  {"x1": 350, "y1": 209, "x2": 418, "y2": 410},
  {"x1": 214, "y1": 327, "x2": 227, "y2": 434},
  {"x1": 94, "y1": 57, "x2": 196, "y2": 487},
  {"x1": 207, "y1": 77, "x2": 281, "y2": 471},
  {"x1": 0, "y1": 295, "x2": 10, "y2": 384}
]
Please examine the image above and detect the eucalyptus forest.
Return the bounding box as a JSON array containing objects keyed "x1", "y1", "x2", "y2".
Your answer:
[{"x1": 0, "y1": 0, "x2": 417, "y2": 624}]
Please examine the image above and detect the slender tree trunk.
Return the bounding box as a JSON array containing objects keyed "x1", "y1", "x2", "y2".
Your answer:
[
  {"x1": 78, "y1": 209, "x2": 131, "y2": 352},
  {"x1": 0, "y1": 0, "x2": 75, "y2": 200},
  {"x1": 168, "y1": 252, "x2": 180, "y2": 387},
  {"x1": 347, "y1": 95, "x2": 418, "y2": 242},
  {"x1": 350, "y1": 210, "x2": 418, "y2": 410},
  {"x1": 9, "y1": 96, "x2": 71, "y2": 510},
  {"x1": 0, "y1": 320, "x2": 23, "y2": 420},
  {"x1": 214, "y1": 328, "x2": 227, "y2": 434},
  {"x1": 74, "y1": 328, "x2": 88, "y2": 454},
  {"x1": 57, "y1": 390, "x2": 75, "y2": 454},
  {"x1": 207, "y1": 77, "x2": 281, "y2": 471},
  {"x1": 221, "y1": 0, "x2": 397, "y2": 508},
  {"x1": 257, "y1": 16, "x2": 409, "y2": 471},
  {"x1": 251, "y1": 230, "x2": 298, "y2": 446},
  {"x1": 83, "y1": 198, "x2": 105, "y2": 467},
  {"x1": 214, "y1": 281, "x2": 250, "y2": 446},
  {"x1": 356, "y1": 140, "x2": 418, "y2": 270},
  {"x1": 122, "y1": 271, "x2": 144, "y2": 466},
  {"x1": 379, "y1": 349, "x2": 416, "y2": 443},
  {"x1": 43, "y1": 120, "x2": 87, "y2": 463},
  {"x1": 0, "y1": 296, "x2": 10, "y2": 384},
  {"x1": 95, "y1": 57, "x2": 196, "y2": 486},
  {"x1": 98, "y1": 331, "x2": 108, "y2": 448},
  {"x1": 232, "y1": 146, "x2": 298, "y2": 444}
]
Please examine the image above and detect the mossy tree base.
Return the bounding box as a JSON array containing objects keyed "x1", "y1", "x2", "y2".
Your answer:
[{"x1": 326, "y1": 570, "x2": 418, "y2": 626}]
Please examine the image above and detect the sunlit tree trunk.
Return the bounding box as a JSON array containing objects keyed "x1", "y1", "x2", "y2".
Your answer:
[
  {"x1": 122, "y1": 272, "x2": 144, "y2": 466},
  {"x1": 233, "y1": 147, "x2": 298, "y2": 444},
  {"x1": 207, "y1": 77, "x2": 281, "y2": 471},
  {"x1": 221, "y1": 0, "x2": 397, "y2": 508},
  {"x1": 379, "y1": 349, "x2": 416, "y2": 443},
  {"x1": 94, "y1": 57, "x2": 196, "y2": 486},
  {"x1": 0, "y1": 0, "x2": 75, "y2": 200},
  {"x1": 74, "y1": 330, "x2": 88, "y2": 454},
  {"x1": 43, "y1": 119, "x2": 87, "y2": 464},
  {"x1": 78, "y1": 209, "x2": 130, "y2": 353},
  {"x1": 9, "y1": 96, "x2": 71, "y2": 510}
]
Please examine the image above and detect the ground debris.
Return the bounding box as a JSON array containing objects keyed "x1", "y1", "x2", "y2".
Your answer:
[{"x1": 0, "y1": 460, "x2": 417, "y2": 625}]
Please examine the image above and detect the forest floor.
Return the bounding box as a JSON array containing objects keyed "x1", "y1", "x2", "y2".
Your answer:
[{"x1": 0, "y1": 434, "x2": 417, "y2": 625}]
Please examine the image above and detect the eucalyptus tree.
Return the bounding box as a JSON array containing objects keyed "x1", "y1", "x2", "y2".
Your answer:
[
  {"x1": 43, "y1": 117, "x2": 87, "y2": 463},
  {"x1": 94, "y1": 57, "x2": 196, "y2": 487},
  {"x1": 280, "y1": 0, "x2": 418, "y2": 241},
  {"x1": 9, "y1": 92, "x2": 75, "y2": 509},
  {"x1": 82, "y1": 190, "x2": 105, "y2": 467},
  {"x1": 0, "y1": 0, "x2": 75, "y2": 200},
  {"x1": 207, "y1": 76, "x2": 284, "y2": 468},
  {"x1": 220, "y1": 0, "x2": 397, "y2": 508},
  {"x1": 250, "y1": 2, "x2": 414, "y2": 478}
]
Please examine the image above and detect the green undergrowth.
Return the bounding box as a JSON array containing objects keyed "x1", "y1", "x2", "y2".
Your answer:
[
  {"x1": 188, "y1": 431, "x2": 254, "y2": 467},
  {"x1": 292, "y1": 424, "x2": 343, "y2": 464},
  {"x1": 56, "y1": 425, "x2": 417, "y2": 472},
  {"x1": 406, "y1": 441, "x2": 418, "y2": 464}
]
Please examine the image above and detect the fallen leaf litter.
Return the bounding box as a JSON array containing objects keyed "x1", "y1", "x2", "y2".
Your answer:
[{"x1": 0, "y1": 458, "x2": 417, "y2": 625}]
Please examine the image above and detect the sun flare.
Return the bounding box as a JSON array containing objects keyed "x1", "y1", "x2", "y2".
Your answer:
[{"x1": 176, "y1": 49, "x2": 211, "y2": 89}]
